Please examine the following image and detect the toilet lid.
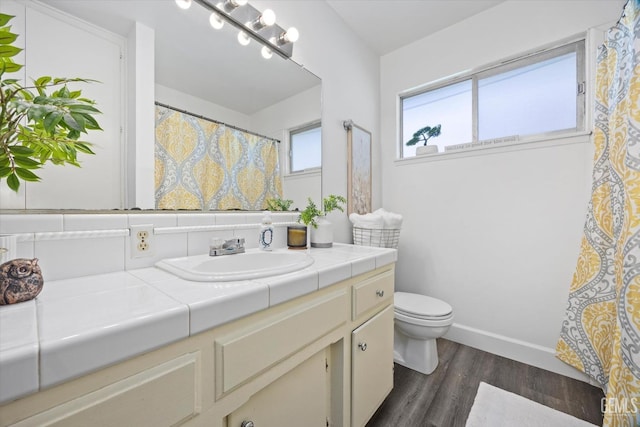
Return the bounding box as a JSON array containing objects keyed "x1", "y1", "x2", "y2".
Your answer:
[{"x1": 395, "y1": 292, "x2": 453, "y2": 318}]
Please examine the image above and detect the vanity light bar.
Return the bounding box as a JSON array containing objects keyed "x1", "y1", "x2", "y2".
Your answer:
[{"x1": 192, "y1": 0, "x2": 296, "y2": 59}]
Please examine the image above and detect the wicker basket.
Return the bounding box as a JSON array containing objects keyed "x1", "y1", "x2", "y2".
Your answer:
[{"x1": 352, "y1": 227, "x2": 400, "y2": 249}]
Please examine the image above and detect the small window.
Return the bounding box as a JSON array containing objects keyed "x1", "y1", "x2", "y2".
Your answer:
[
  {"x1": 400, "y1": 40, "x2": 585, "y2": 158},
  {"x1": 290, "y1": 122, "x2": 321, "y2": 173},
  {"x1": 402, "y1": 80, "x2": 473, "y2": 157}
]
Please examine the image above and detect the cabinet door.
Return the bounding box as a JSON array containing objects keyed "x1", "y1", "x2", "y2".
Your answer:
[
  {"x1": 227, "y1": 349, "x2": 328, "y2": 427},
  {"x1": 351, "y1": 306, "x2": 394, "y2": 427}
]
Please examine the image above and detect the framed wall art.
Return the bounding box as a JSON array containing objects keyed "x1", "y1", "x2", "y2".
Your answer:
[{"x1": 345, "y1": 121, "x2": 372, "y2": 215}]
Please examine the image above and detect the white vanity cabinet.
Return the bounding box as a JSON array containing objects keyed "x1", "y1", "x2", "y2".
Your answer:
[{"x1": 0, "y1": 265, "x2": 395, "y2": 427}]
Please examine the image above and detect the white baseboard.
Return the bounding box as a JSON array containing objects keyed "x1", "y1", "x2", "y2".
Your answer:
[{"x1": 445, "y1": 323, "x2": 597, "y2": 385}]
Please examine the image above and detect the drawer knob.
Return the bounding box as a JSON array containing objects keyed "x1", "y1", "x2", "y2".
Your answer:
[
  {"x1": 241, "y1": 421, "x2": 255, "y2": 427},
  {"x1": 376, "y1": 289, "x2": 385, "y2": 297},
  {"x1": 358, "y1": 342, "x2": 368, "y2": 352}
]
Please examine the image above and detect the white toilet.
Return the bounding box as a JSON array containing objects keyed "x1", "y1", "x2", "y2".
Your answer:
[{"x1": 393, "y1": 291, "x2": 454, "y2": 375}]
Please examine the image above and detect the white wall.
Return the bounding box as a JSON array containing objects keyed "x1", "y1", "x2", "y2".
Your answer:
[
  {"x1": 128, "y1": 23, "x2": 155, "y2": 210},
  {"x1": 155, "y1": 84, "x2": 251, "y2": 130},
  {"x1": 251, "y1": 85, "x2": 322, "y2": 210},
  {"x1": 380, "y1": 0, "x2": 624, "y2": 380},
  {"x1": 254, "y1": 1, "x2": 381, "y2": 239}
]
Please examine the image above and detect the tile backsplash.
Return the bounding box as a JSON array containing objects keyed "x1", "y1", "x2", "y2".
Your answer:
[{"x1": 0, "y1": 212, "x2": 300, "y2": 281}]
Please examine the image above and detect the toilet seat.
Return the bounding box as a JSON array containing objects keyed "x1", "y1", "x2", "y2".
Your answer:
[
  {"x1": 394, "y1": 292, "x2": 453, "y2": 320},
  {"x1": 395, "y1": 310, "x2": 453, "y2": 328}
]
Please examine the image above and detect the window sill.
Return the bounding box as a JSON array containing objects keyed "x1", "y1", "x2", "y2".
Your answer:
[
  {"x1": 284, "y1": 169, "x2": 322, "y2": 179},
  {"x1": 395, "y1": 131, "x2": 592, "y2": 166}
]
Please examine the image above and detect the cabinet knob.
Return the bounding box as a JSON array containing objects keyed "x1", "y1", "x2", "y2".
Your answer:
[
  {"x1": 241, "y1": 421, "x2": 255, "y2": 427},
  {"x1": 376, "y1": 289, "x2": 384, "y2": 297},
  {"x1": 358, "y1": 342, "x2": 368, "y2": 352}
]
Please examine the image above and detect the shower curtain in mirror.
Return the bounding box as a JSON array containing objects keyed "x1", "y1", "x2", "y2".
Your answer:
[
  {"x1": 556, "y1": 1, "x2": 640, "y2": 425},
  {"x1": 154, "y1": 105, "x2": 282, "y2": 210}
]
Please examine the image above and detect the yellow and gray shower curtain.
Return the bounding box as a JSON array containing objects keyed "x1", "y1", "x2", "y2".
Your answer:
[
  {"x1": 556, "y1": 1, "x2": 640, "y2": 425},
  {"x1": 154, "y1": 105, "x2": 282, "y2": 210}
]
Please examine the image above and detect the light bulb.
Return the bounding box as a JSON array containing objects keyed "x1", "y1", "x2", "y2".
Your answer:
[
  {"x1": 175, "y1": 0, "x2": 192, "y2": 9},
  {"x1": 261, "y1": 46, "x2": 273, "y2": 59},
  {"x1": 284, "y1": 27, "x2": 299, "y2": 43},
  {"x1": 209, "y1": 12, "x2": 224, "y2": 29},
  {"x1": 237, "y1": 31, "x2": 251, "y2": 46},
  {"x1": 222, "y1": 0, "x2": 247, "y2": 12},
  {"x1": 260, "y1": 9, "x2": 276, "y2": 27}
]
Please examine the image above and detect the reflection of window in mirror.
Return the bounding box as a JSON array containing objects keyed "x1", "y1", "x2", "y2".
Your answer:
[{"x1": 289, "y1": 122, "x2": 322, "y2": 174}]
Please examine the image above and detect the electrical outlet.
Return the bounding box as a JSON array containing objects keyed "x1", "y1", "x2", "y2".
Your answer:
[{"x1": 130, "y1": 224, "x2": 154, "y2": 258}]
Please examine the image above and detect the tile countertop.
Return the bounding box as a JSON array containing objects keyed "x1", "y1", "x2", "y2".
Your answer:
[{"x1": 0, "y1": 244, "x2": 397, "y2": 405}]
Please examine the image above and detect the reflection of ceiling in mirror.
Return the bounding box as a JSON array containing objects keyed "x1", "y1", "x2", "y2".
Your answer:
[{"x1": 46, "y1": 0, "x2": 320, "y2": 114}]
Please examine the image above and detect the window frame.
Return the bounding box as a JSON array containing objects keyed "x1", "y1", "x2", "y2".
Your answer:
[
  {"x1": 399, "y1": 38, "x2": 586, "y2": 159},
  {"x1": 288, "y1": 120, "x2": 322, "y2": 175}
]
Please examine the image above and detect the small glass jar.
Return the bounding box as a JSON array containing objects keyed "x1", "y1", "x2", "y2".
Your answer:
[{"x1": 287, "y1": 225, "x2": 307, "y2": 249}]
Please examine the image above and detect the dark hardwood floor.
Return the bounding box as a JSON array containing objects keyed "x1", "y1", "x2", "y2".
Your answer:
[{"x1": 366, "y1": 339, "x2": 604, "y2": 427}]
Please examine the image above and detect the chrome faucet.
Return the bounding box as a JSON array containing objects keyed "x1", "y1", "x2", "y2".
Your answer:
[{"x1": 210, "y1": 237, "x2": 245, "y2": 256}]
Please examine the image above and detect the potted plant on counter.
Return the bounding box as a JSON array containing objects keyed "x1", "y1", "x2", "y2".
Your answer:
[{"x1": 299, "y1": 194, "x2": 346, "y2": 248}]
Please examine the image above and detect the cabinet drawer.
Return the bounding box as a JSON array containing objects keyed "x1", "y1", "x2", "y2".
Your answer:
[
  {"x1": 216, "y1": 289, "x2": 347, "y2": 395},
  {"x1": 13, "y1": 352, "x2": 201, "y2": 427},
  {"x1": 352, "y1": 269, "x2": 394, "y2": 320}
]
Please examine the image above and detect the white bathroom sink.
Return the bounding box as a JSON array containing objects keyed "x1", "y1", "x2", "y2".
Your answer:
[{"x1": 155, "y1": 249, "x2": 314, "y2": 282}]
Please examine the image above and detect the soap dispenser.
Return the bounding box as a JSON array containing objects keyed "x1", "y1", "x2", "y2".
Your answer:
[{"x1": 259, "y1": 211, "x2": 274, "y2": 251}]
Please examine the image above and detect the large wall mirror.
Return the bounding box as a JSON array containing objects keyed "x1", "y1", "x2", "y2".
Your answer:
[{"x1": 0, "y1": 0, "x2": 321, "y2": 211}]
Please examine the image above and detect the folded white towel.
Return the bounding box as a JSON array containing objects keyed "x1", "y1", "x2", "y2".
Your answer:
[
  {"x1": 349, "y1": 212, "x2": 384, "y2": 229},
  {"x1": 350, "y1": 209, "x2": 403, "y2": 229},
  {"x1": 373, "y1": 208, "x2": 403, "y2": 229}
]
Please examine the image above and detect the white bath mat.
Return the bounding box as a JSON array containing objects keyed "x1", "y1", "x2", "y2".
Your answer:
[{"x1": 465, "y1": 382, "x2": 598, "y2": 427}]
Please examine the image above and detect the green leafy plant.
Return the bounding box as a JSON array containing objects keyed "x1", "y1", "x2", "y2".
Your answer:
[
  {"x1": 322, "y1": 194, "x2": 346, "y2": 214},
  {"x1": 405, "y1": 124, "x2": 441, "y2": 146},
  {"x1": 266, "y1": 197, "x2": 293, "y2": 211},
  {"x1": 299, "y1": 194, "x2": 346, "y2": 228},
  {"x1": 299, "y1": 198, "x2": 322, "y2": 228},
  {"x1": 0, "y1": 14, "x2": 102, "y2": 192}
]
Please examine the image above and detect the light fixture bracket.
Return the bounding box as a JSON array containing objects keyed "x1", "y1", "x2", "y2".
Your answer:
[{"x1": 193, "y1": 0, "x2": 294, "y2": 59}]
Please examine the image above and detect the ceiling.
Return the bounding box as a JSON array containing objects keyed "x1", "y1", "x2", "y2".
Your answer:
[{"x1": 326, "y1": 0, "x2": 506, "y2": 55}]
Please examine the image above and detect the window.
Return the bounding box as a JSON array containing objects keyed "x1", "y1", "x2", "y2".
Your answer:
[
  {"x1": 402, "y1": 80, "x2": 473, "y2": 157},
  {"x1": 400, "y1": 40, "x2": 585, "y2": 158},
  {"x1": 289, "y1": 122, "x2": 321, "y2": 173}
]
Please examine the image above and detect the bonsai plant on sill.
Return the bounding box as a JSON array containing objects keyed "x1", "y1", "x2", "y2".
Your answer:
[
  {"x1": 299, "y1": 194, "x2": 346, "y2": 248},
  {"x1": 0, "y1": 14, "x2": 102, "y2": 192},
  {"x1": 406, "y1": 124, "x2": 441, "y2": 155}
]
